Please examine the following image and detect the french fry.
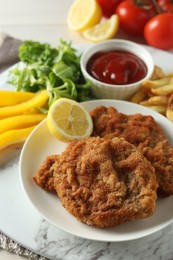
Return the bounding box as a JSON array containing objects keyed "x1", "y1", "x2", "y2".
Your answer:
[
  {"x1": 142, "y1": 77, "x2": 172, "y2": 89},
  {"x1": 131, "y1": 65, "x2": 173, "y2": 121},
  {"x1": 139, "y1": 100, "x2": 151, "y2": 106},
  {"x1": 140, "y1": 96, "x2": 168, "y2": 106},
  {"x1": 144, "y1": 105, "x2": 167, "y2": 115},
  {"x1": 166, "y1": 94, "x2": 173, "y2": 121},
  {"x1": 151, "y1": 84, "x2": 173, "y2": 96},
  {"x1": 130, "y1": 88, "x2": 146, "y2": 104},
  {"x1": 150, "y1": 65, "x2": 165, "y2": 80},
  {"x1": 166, "y1": 73, "x2": 173, "y2": 78},
  {"x1": 166, "y1": 108, "x2": 173, "y2": 121}
]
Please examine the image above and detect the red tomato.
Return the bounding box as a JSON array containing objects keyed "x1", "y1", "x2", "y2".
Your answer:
[
  {"x1": 116, "y1": 0, "x2": 156, "y2": 35},
  {"x1": 144, "y1": 13, "x2": 173, "y2": 50},
  {"x1": 157, "y1": 0, "x2": 173, "y2": 13},
  {"x1": 97, "y1": 0, "x2": 122, "y2": 17}
]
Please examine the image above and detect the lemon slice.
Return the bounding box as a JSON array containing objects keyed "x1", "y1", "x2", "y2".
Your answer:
[
  {"x1": 83, "y1": 15, "x2": 119, "y2": 42},
  {"x1": 47, "y1": 98, "x2": 93, "y2": 142},
  {"x1": 67, "y1": 0, "x2": 102, "y2": 32}
]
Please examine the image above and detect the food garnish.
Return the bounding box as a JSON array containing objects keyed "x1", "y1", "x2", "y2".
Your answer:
[
  {"x1": 9, "y1": 39, "x2": 91, "y2": 107},
  {"x1": 47, "y1": 98, "x2": 93, "y2": 142},
  {"x1": 0, "y1": 90, "x2": 48, "y2": 119},
  {"x1": 0, "y1": 126, "x2": 36, "y2": 151},
  {"x1": 67, "y1": 0, "x2": 102, "y2": 32},
  {"x1": 0, "y1": 90, "x2": 35, "y2": 106},
  {"x1": 67, "y1": 0, "x2": 173, "y2": 49},
  {"x1": 0, "y1": 90, "x2": 47, "y2": 150},
  {"x1": 83, "y1": 14, "x2": 119, "y2": 42}
]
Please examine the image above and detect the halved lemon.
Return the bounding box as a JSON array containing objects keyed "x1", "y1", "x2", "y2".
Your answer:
[
  {"x1": 47, "y1": 98, "x2": 93, "y2": 142},
  {"x1": 83, "y1": 15, "x2": 119, "y2": 42},
  {"x1": 67, "y1": 0, "x2": 102, "y2": 32}
]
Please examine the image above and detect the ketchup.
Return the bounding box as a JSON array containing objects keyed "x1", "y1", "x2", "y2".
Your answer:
[{"x1": 86, "y1": 51, "x2": 147, "y2": 85}]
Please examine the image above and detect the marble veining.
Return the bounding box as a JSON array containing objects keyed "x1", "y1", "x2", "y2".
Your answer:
[{"x1": 33, "y1": 218, "x2": 173, "y2": 260}]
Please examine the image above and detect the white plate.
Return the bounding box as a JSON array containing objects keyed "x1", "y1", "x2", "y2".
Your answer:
[{"x1": 19, "y1": 99, "x2": 173, "y2": 242}]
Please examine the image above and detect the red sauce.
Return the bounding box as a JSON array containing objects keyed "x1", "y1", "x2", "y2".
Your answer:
[{"x1": 86, "y1": 51, "x2": 147, "y2": 85}]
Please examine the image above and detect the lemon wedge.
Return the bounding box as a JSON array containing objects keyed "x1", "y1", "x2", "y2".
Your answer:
[
  {"x1": 67, "y1": 0, "x2": 102, "y2": 32},
  {"x1": 47, "y1": 98, "x2": 93, "y2": 142},
  {"x1": 83, "y1": 15, "x2": 119, "y2": 42}
]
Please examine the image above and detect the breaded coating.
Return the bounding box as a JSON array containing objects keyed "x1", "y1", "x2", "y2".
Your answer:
[
  {"x1": 33, "y1": 154, "x2": 59, "y2": 193},
  {"x1": 52, "y1": 137, "x2": 157, "y2": 228},
  {"x1": 91, "y1": 106, "x2": 173, "y2": 197}
]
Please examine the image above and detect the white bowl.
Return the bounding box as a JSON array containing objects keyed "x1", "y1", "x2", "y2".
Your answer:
[{"x1": 80, "y1": 40, "x2": 154, "y2": 100}]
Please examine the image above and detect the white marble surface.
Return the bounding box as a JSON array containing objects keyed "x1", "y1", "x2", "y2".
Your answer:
[{"x1": 0, "y1": 0, "x2": 173, "y2": 259}]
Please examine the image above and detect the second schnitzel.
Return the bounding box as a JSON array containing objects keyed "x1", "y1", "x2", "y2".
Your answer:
[{"x1": 91, "y1": 106, "x2": 173, "y2": 197}]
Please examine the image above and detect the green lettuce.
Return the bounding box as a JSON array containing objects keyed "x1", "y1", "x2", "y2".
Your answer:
[{"x1": 9, "y1": 39, "x2": 91, "y2": 107}]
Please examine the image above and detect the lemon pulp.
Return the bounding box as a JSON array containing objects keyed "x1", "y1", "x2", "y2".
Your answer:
[
  {"x1": 83, "y1": 15, "x2": 119, "y2": 42},
  {"x1": 47, "y1": 98, "x2": 93, "y2": 142}
]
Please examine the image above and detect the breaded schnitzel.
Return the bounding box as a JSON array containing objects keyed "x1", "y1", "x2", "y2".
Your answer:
[
  {"x1": 91, "y1": 106, "x2": 173, "y2": 197},
  {"x1": 33, "y1": 154, "x2": 58, "y2": 193},
  {"x1": 50, "y1": 136, "x2": 157, "y2": 228}
]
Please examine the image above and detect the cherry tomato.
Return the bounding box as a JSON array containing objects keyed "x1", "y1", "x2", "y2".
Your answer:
[
  {"x1": 144, "y1": 13, "x2": 173, "y2": 50},
  {"x1": 97, "y1": 0, "x2": 122, "y2": 17},
  {"x1": 157, "y1": 0, "x2": 173, "y2": 13},
  {"x1": 116, "y1": 0, "x2": 156, "y2": 35}
]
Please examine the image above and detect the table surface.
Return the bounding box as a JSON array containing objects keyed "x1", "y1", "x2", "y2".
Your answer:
[{"x1": 0, "y1": 1, "x2": 173, "y2": 260}]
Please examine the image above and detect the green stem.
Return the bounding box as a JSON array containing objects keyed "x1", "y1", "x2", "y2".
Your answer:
[{"x1": 151, "y1": 0, "x2": 162, "y2": 14}]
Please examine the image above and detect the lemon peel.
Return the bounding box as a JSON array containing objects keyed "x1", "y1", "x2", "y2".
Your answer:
[
  {"x1": 83, "y1": 15, "x2": 119, "y2": 42},
  {"x1": 67, "y1": 0, "x2": 102, "y2": 32}
]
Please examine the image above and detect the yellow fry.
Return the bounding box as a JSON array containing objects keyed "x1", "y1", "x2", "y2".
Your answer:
[
  {"x1": 166, "y1": 108, "x2": 173, "y2": 122},
  {"x1": 142, "y1": 77, "x2": 172, "y2": 89},
  {"x1": 140, "y1": 100, "x2": 151, "y2": 106},
  {"x1": 166, "y1": 94, "x2": 173, "y2": 121},
  {"x1": 150, "y1": 65, "x2": 165, "y2": 80},
  {"x1": 151, "y1": 84, "x2": 173, "y2": 96},
  {"x1": 143, "y1": 105, "x2": 167, "y2": 115},
  {"x1": 168, "y1": 94, "x2": 173, "y2": 110},
  {"x1": 141, "y1": 96, "x2": 168, "y2": 106},
  {"x1": 130, "y1": 88, "x2": 146, "y2": 103},
  {"x1": 166, "y1": 73, "x2": 173, "y2": 78}
]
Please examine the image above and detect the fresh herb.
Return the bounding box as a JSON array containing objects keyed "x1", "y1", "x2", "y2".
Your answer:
[{"x1": 9, "y1": 39, "x2": 91, "y2": 107}]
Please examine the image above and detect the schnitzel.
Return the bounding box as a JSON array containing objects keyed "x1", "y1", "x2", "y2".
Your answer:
[
  {"x1": 91, "y1": 106, "x2": 173, "y2": 197},
  {"x1": 33, "y1": 154, "x2": 58, "y2": 193},
  {"x1": 49, "y1": 136, "x2": 157, "y2": 228}
]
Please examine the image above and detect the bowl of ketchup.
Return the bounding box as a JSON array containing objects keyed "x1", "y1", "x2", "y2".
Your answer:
[{"x1": 80, "y1": 40, "x2": 154, "y2": 100}]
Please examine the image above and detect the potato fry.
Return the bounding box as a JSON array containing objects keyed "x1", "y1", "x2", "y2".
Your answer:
[
  {"x1": 140, "y1": 96, "x2": 168, "y2": 106},
  {"x1": 168, "y1": 94, "x2": 173, "y2": 109},
  {"x1": 150, "y1": 65, "x2": 165, "y2": 80},
  {"x1": 142, "y1": 77, "x2": 172, "y2": 89},
  {"x1": 166, "y1": 73, "x2": 173, "y2": 78},
  {"x1": 139, "y1": 100, "x2": 151, "y2": 106},
  {"x1": 130, "y1": 88, "x2": 146, "y2": 103},
  {"x1": 166, "y1": 94, "x2": 173, "y2": 121},
  {"x1": 151, "y1": 84, "x2": 173, "y2": 96},
  {"x1": 144, "y1": 105, "x2": 167, "y2": 115},
  {"x1": 166, "y1": 109, "x2": 173, "y2": 121},
  {"x1": 131, "y1": 65, "x2": 173, "y2": 121}
]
